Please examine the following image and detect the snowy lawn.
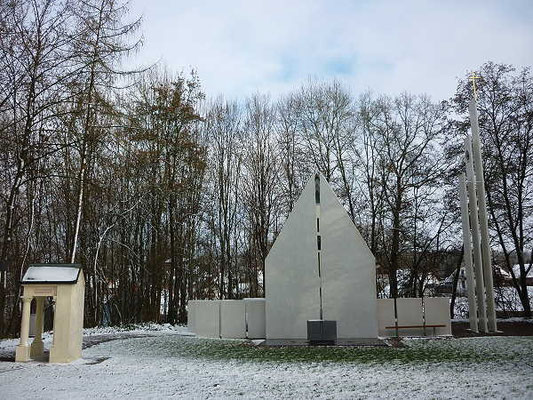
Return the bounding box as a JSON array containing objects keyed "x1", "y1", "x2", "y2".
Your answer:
[{"x1": 1, "y1": 329, "x2": 532, "y2": 399}]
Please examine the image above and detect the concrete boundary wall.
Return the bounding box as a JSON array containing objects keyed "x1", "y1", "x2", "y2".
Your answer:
[
  {"x1": 187, "y1": 298, "x2": 267, "y2": 339},
  {"x1": 377, "y1": 297, "x2": 451, "y2": 337},
  {"x1": 244, "y1": 298, "x2": 266, "y2": 339},
  {"x1": 396, "y1": 298, "x2": 424, "y2": 337},
  {"x1": 424, "y1": 297, "x2": 452, "y2": 335},
  {"x1": 189, "y1": 297, "x2": 450, "y2": 339},
  {"x1": 220, "y1": 300, "x2": 246, "y2": 338},
  {"x1": 194, "y1": 300, "x2": 220, "y2": 338},
  {"x1": 377, "y1": 299, "x2": 395, "y2": 337},
  {"x1": 187, "y1": 300, "x2": 198, "y2": 333}
]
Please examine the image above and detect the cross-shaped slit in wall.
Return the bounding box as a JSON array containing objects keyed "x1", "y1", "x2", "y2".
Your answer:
[{"x1": 315, "y1": 174, "x2": 324, "y2": 321}]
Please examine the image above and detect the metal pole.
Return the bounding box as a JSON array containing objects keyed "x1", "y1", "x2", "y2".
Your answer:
[
  {"x1": 465, "y1": 136, "x2": 488, "y2": 332},
  {"x1": 459, "y1": 174, "x2": 478, "y2": 332},
  {"x1": 469, "y1": 99, "x2": 498, "y2": 332}
]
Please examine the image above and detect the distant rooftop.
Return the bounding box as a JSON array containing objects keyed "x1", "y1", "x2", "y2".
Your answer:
[
  {"x1": 21, "y1": 264, "x2": 82, "y2": 284},
  {"x1": 499, "y1": 264, "x2": 533, "y2": 279}
]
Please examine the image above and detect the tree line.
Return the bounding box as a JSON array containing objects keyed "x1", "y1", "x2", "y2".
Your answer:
[{"x1": 0, "y1": 0, "x2": 531, "y2": 334}]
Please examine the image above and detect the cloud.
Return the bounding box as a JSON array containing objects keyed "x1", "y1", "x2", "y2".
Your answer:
[{"x1": 129, "y1": 0, "x2": 533, "y2": 101}]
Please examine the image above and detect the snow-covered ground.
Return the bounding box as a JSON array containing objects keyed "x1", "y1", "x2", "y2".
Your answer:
[
  {"x1": 1, "y1": 326, "x2": 532, "y2": 399},
  {"x1": 0, "y1": 323, "x2": 189, "y2": 360}
]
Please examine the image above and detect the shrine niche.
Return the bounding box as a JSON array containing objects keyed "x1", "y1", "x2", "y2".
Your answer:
[{"x1": 16, "y1": 264, "x2": 85, "y2": 363}]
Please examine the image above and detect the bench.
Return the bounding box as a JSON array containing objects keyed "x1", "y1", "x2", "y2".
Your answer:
[{"x1": 385, "y1": 324, "x2": 446, "y2": 336}]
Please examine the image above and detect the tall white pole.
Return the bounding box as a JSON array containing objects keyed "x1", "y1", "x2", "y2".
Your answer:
[
  {"x1": 465, "y1": 136, "x2": 488, "y2": 332},
  {"x1": 469, "y1": 99, "x2": 498, "y2": 332},
  {"x1": 459, "y1": 174, "x2": 478, "y2": 332}
]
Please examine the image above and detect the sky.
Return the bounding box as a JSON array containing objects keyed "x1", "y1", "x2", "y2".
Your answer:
[{"x1": 128, "y1": 0, "x2": 533, "y2": 101}]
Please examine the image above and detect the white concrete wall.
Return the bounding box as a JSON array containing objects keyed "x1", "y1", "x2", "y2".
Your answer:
[
  {"x1": 265, "y1": 177, "x2": 321, "y2": 339},
  {"x1": 377, "y1": 297, "x2": 451, "y2": 337},
  {"x1": 220, "y1": 300, "x2": 246, "y2": 339},
  {"x1": 190, "y1": 296, "x2": 450, "y2": 339},
  {"x1": 189, "y1": 298, "x2": 266, "y2": 339},
  {"x1": 377, "y1": 298, "x2": 396, "y2": 337},
  {"x1": 194, "y1": 300, "x2": 220, "y2": 338},
  {"x1": 424, "y1": 297, "x2": 452, "y2": 336},
  {"x1": 320, "y1": 177, "x2": 378, "y2": 339},
  {"x1": 266, "y1": 174, "x2": 378, "y2": 339},
  {"x1": 396, "y1": 298, "x2": 424, "y2": 336},
  {"x1": 244, "y1": 298, "x2": 266, "y2": 339},
  {"x1": 187, "y1": 300, "x2": 196, "y2": 332}
]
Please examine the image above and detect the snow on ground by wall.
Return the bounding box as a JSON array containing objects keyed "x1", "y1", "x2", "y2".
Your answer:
[
  {"x1": 1, "y1": 326, "x2": 532, "y2": 399},
  {"x1": 453, "y1": 286, "x2": 533, "y2": 318},
  {"x1": 0, "y1": 323, "x2": 189, "y2": 360},
  {"x1": 495, "y1": 286, "x2": 533, "y2": 312},
  {"x1": 82, "y1": 322, "x2": 189, "y2": 336}
]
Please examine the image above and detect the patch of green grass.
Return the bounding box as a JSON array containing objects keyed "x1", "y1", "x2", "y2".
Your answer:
[{"x1": 156, "y1": 336, "x2": 533, "y2": 364}]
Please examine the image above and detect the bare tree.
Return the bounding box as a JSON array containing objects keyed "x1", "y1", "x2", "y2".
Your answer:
[
  {"x1": 276, "y1": 93, "x2": 307, "y2": 214},
  {"x1": 373, "y1": 93, "x2": 448, "y2": 298},
  {"x1": 241, "y1": 95, "x2": 280, "y2": 296},
  {"x1": 204, "y1": 98, "x2": 243, "y2": 299},
  {"x1": 67, "y1": 0, "x2": 141, "y2": 263},
  {"x1": 0, "y1": 0, "x2": 76, "y2": 334}
]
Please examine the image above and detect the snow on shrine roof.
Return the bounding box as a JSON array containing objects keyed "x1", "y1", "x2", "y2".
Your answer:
[{"x1": 21, "y1": 264, "x2": 82, "y2": 284}]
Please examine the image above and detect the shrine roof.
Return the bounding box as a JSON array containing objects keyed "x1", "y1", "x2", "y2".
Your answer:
[{"x1": 21, "y1": 264, "x2": 82, "y2": 284}]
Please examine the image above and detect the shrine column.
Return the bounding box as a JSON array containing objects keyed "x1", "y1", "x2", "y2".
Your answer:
[
  {"x1": 31, "y1": 297, "x2": 45, "y2": 357},
  {"x1": 15, "y1": 295, "x2": 33, "y2": 361}
]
